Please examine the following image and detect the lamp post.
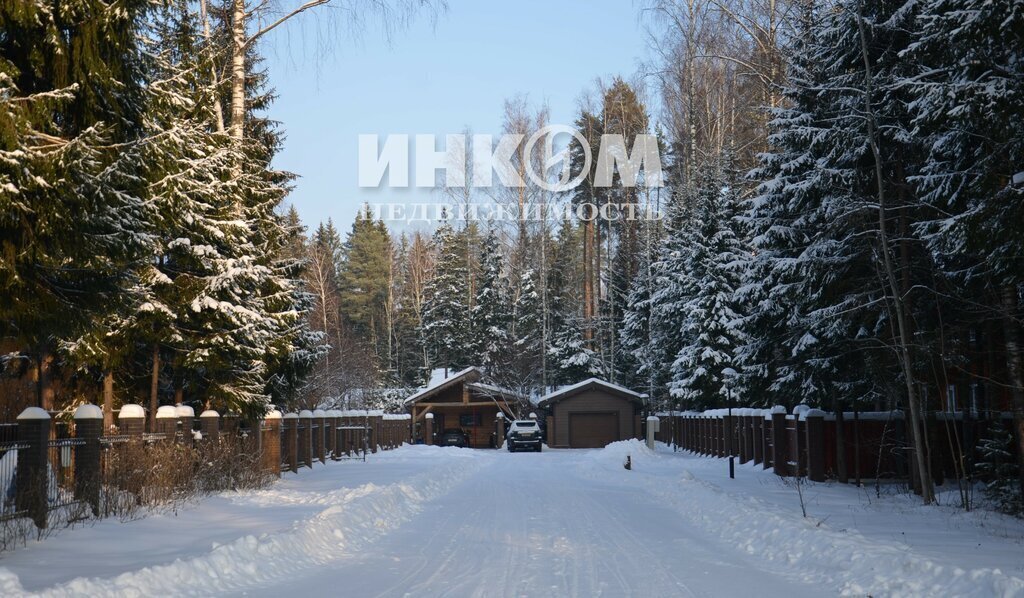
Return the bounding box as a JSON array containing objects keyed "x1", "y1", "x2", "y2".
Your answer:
[{"x1": 723, "y1": 367, "x2": 737, "y2": 479}]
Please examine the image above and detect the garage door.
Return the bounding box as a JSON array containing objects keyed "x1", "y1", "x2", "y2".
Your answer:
[{"x1": 569, "y1": 413, "x2": 619, "y2": 448}]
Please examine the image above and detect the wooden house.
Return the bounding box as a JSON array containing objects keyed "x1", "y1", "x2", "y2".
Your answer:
[{"x1": 405, "y1": 367, "x2": 524, "y2": 448}]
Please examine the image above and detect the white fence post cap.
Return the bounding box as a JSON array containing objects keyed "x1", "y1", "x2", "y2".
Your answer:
[
  {"x1": 18, "y1": 406, "x2": 51, "y2": 420},
  {"x1": 73, "y1": 404, "x2": 103, "y2": 420}
]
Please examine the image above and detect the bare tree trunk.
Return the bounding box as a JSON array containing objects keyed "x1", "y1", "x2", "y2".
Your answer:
[
  {"x1": 1000, "y1": 285, "x2": 1024, "y2": 504},
  {"x1": 855, "y1": 2, "x2": 934, "y2": 503},
  {"x1": 583, "y1": 218, "x2": 595, "y2": 342},
  {"x1": 149, "y1": 344, "x2": 160, "y2": 432},
  {"x1": 230, "y1": 0, "x2": 247, "y2": 140},
  {"x1": 103, "y1": 369, "x2": 114, "y2": 431},
  {"x1": 37, "y1": 350, "x2": 55, "y2": 411}
]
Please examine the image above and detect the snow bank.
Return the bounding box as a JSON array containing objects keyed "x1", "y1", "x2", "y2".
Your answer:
[
  {"x1": 578, "y1": 447, "x2": 1024, "y2": 596},
  {"x1": 0, "y1": 446, "x2": 485, "y2": 597}
]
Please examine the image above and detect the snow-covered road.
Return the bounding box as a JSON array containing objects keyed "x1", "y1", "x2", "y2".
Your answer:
[
  {"x1": 1, "y1": 442, "x2": 1023, "y2": 597},
  {"x1": 250, "y1": 447, "x2": 813, "y2": 598}
]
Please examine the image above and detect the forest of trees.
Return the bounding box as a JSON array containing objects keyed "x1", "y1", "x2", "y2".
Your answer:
[
  {"x1": 301, "y1": 0, "x2": 1022, "y2": 507},
  {"x1": 1, "y1": 0, "x2": 1021, "y2": 508},
  {"x1": 0, "y1": 0, "x2": 440, "y2": 425}
]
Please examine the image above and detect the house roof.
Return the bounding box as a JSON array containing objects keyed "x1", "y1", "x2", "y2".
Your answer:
[
  {"x1": 403, "y1": 367, "x2": 528, "y2": 406},
  {"x1": 466, "y1": 382, "x2": 526, "y2": 401},
  {"x1": 537, "y1": 378, "x2": 648, "y2": 408},
  {"x1": 403, "y1": 366, "x2": 482, "y2": 405}
]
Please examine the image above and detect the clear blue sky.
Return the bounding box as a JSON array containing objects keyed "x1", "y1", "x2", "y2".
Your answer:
[{"x1": 264, "y1": 0, "x2": 651, "y2": 231}]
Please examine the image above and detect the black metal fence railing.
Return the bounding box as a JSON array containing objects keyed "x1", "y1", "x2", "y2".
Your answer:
[
  {"x1": 0, "y1": 440, "x2": 28, "y2": 522},
  {"x1": 46, "y1": 438, "x2": 84, "y2": 511}
]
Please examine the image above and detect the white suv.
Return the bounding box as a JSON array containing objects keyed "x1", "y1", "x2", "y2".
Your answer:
[{"x1": 506, "y1": 420, "x2": 542, "y2": 452}]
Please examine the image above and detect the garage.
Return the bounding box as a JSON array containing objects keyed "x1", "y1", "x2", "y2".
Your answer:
[
  {"x1": 539, "y1": 378, "x2": 647, "y2": 449},
  {"x1": 569, "y1": 412, "x2": 620, "y2": 448}
]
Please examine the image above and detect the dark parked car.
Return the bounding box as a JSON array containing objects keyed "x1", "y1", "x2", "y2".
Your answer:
[
  {"x1": 507, "y1": 420, "x2": 542, "y2": 452},
  {"x1": 440, "y1": 428, "x2": 471, "y2": 448}
]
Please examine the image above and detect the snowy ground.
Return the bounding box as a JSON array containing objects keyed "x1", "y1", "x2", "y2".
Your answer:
[{"x1": 1, "y1": 442, "x2": 1023, "y2": 597}]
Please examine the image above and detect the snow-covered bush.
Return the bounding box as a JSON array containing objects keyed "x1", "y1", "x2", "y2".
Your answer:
[{"x1": 975, "y1": 427, "x2": 1023, "y2": 517}]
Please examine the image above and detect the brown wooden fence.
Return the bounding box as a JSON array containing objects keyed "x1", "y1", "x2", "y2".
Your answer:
[
  {"x1": 1, "y1": 404, "x2": 412, "y2": 548},
  {"x1": 655, "y1": 406, "x2": 1011, "y2": 485}
]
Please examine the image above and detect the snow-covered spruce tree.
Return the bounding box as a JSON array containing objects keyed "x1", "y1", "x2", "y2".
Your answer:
[
  {"x1": 0, "y1": 0, "x2": 153, "y2": 410},
  {"x1": 470, "y1": 228, "x2": 511, "y2": 372},
  {"x1": 548, "y1": 324, "x2": 602, "y2": 388},
  {"x1": 421, "y1": 219, "x2": 472, "y2": 372},
  {"x1": 338, "y1": 204, "x2": 393, "y2": 367},
  {"x1": 668, "y1": 160, "x2": 746, "y2": 411},
  {"x1": 546, "y1": 220, "x2": 602, "y2": 387},
  {"x1": 124, "y1": 0, "x2": 314, "y2": 418},
  {"x1": 265, "y1": 207, "x2": 326, "y2": 408},
  {"x1": 507, "y1": 269, "x2": 543, "y2": 389},
  {"x1": 643, "y1": 193, "x2": 698, "y2": 412},
  {"x1": 744, "y1": 0, "x2": 937, "y2": 500},
  {"x1": 907, "y1": 0, "x2": 1024, "y2": 503},
  {"x1": 620, "y1": 232, "x2": 661, "y2": 403},
  {"x1": 736, "y1": 2, "x2": 832, "y2": 409}
]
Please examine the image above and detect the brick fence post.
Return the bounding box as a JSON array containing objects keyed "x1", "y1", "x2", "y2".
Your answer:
[
  {"x1": 17, "y1": 407, "x2": 50, "y2": 529},
  {"x1": 222, "y1": 413, "x2": 239, "y2": 440},
  {"x1": 424, "y1": 413, "x2": 434, "y2": 445},
  {"x1": 176, "y1": 404, "x2": 195, "y2": 445},
  {"x1": 313, "y1": 409, "x2": 326, "y2": 464},
  {"x1": 298, "y1": 410, "x2": 313, "y2": 468},
  {"x1": 155, "y1": 405, "x2": 178, "y2": 441},
  {"x1": 263, "y1": 409, "x2": 282, "y2": 477},
  {"x1": 771, "y1": 408, "x2": 788, "y2": 476},
  {"x1": 283, "y1": 413, "x2": 298, "y2": 473},
  {"x1": 199, "y1": 409, "x2": 220, "y2": 443},
  {"x1": 806, "y1": 409, "x2": 826, "y2": 482},
  {"x1": 73, "y1": 404, "x2": 103, "y2": 516},
  {"x1": 118, "y1": 404, "x2": 146, "y2": 438}
]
